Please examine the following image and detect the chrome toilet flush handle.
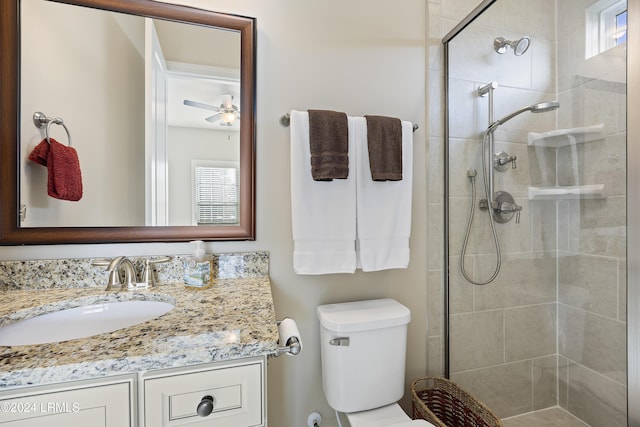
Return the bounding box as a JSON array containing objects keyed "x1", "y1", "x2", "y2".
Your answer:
[{"x1": 329, "y1": 337, "x2": 350, "y2": 346}]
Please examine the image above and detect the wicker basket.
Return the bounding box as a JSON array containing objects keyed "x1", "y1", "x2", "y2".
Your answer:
[{"x1": 411, "y1": 377, "x2": 503, "y2": 427}]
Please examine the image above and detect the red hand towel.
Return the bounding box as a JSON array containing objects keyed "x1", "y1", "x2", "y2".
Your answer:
[
  {"x1": 27, "y1": 139, "x2": 49, "y2": 166},
  {"x1": 28, "y1": 138, "x2": 83, "y2": 201}
]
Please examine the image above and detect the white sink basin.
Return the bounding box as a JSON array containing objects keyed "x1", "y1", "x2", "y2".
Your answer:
[{"x1": 0, "y1": 300, "x2": 174, "y2": 346}]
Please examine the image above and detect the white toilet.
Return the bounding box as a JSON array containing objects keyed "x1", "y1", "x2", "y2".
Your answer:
[{"x1": 317, "y1": 299, "x2": 434, "y2": 427}]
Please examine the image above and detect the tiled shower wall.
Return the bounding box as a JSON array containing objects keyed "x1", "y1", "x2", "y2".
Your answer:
[{"x1": 427, "y1": 0, "x2": 627, "y2": 424}]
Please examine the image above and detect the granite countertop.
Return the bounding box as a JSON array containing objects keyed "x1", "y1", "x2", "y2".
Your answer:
[{"x1": 0, "y1": 277, "x2": 279, "y2": 388}]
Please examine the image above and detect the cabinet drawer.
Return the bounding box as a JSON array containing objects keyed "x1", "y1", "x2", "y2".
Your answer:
[
  {"x1": 142, "y1": 359, "x2": 264, "y2": 426},
  {"x1": 0, "y1": 378, "x2": 134, "y2": 427}
]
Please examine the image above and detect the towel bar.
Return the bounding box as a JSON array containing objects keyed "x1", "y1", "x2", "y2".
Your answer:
[
  {"x1": 33, "y1": 111, "x2": 72, "y2": 146},
  {"x1": 279, "y1": 112, "x2": 419, "y2": 132}
]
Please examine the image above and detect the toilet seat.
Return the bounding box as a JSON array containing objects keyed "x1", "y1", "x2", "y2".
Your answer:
[{"x1": 346, "y1": 403, "x2": 435, "y2": 427}]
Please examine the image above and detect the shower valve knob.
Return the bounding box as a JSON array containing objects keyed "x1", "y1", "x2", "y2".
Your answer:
[{"x1": 494, "y1": 152, "x2": 517, "y2": 171}]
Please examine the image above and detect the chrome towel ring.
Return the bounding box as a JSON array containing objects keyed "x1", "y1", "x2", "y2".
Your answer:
[{"x1": 33, "y1": 111, "x2": 72, "y2": 146}]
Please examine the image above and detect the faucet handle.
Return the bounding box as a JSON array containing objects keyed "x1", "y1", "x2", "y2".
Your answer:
[
  {"x1": 138, "y1": 256, "x2": 172, "y2": 289},
  {"x1": 140, "y1": 259, "x2": 156, "y2": 288}
]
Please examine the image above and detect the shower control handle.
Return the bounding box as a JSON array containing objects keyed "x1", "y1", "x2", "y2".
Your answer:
[
  {"x1": 499, "y1": 201, "x2": 523, "y2": 224},
  {"x1": 484, "y1": 191, "x2": 522, "y2": 224},
  {"x1": 494, "y1": 152, "x2": 517, "y2": 171}
]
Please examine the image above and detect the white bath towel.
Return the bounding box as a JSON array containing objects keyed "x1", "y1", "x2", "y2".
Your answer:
[
  {"x1": 355, "y1": 118, "x2": 413, "y2": 271},
  {"x1": 290, "y1": 110, "x2": 357, "y2": 274}
]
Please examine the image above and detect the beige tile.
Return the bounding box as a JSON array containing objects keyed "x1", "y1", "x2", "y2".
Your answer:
[
  {"x1": 528, "y1": 145, "x2": 558, "y2": 188},
  {"x1": 503, "y1": 0, "x2": 557, "y2": 41},
  {"x1": 447, "y1": 137, "x2": 483, "y2": 199},
  {"x1": 427, "y1": 270, "x2": 443, "y2": 335},
  {"x1": 492, "y1": 141, "x2": 537, "y2": 199},
  {"x1": 427, "y1": 335, "x2": 443, "y2": 376},
  {"x1": 474, "y1": 252, "x2": 556, "y2": 310},
  {"x1": 530, "y1": 200, "x2": 558, "y2": 252},
  {"x1": 427, "y1": 137, "x2": 444, "y2": 203},
  {"x1": 427, "y1": 203, "x2": 444, "y2": 270},
  {"x1": 503, "y1": 407, "x2": 589, "y2": 427},
  {"x1": 532, "y1": 355, "x2": 558, "y2": 411},
  {"x1": 505, "y1": 304, "x2": 556, "y2": 362},
  {"x1": 619, "y1": 259, "x2": 626, "y2": 322},
  {"x1": 447, "y1": 79, "x2": 481, "y2": 139},
  {"x1": 558, "y1": 356, "x2": 570, "y2": 410},
  {"x1": 567, "y1": 196, "x2": 626, "y2": 261},
  {"x1": 449, "y1": 198, "x2": 533, "y2": 257},
  {"x1": 557, "y1": 133, "x2": 626, "y2": 196},
  {"x1": 558, "y1": 253, "x2": 619, "y2": 318},
  {"x1": 531, "y1": 38, "x2": 557, "y2": 94},
  {"x1": 567, "y1": 363, "x2": 627, "y2": 426},
  {"x1": 448, "y1": 255, "x2": 474, "y2": 314},
  {"x1": 451, "y1": 360, "x2": 532, "y2": 419},
  {"x1": 559, "y1": 304, "x2": 626, "y2": 384},
  {"x1": 450, "y1": 310, "x2": 504, "y2": 371}
]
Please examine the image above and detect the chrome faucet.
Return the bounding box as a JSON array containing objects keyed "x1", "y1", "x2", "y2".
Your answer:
[
  {"x1": 106, "y1": 256, "x2": 138, "y2": 291},
  {"x1": 92, "y1": 255, "x2": 172, "y2": 291}
]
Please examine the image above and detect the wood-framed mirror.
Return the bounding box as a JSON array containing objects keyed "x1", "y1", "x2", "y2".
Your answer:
[{"x1": 0, "y1": 0, "x2": 256, "y2": 245}]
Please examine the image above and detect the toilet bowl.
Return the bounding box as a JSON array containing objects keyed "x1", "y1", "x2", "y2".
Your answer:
[{"x1": 317, "y1": 299, "x2": 435, "y2": 427}]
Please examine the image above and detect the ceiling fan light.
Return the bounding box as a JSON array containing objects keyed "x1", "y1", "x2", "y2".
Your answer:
[
  {"x1": 222, "y1": 111, "x2": 237, "y2": 124},
  {"x1": 221, "y1": 94, "x2": 234, "y2": 109}
]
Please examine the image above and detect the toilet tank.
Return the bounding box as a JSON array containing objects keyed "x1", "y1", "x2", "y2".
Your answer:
[{"x1": 317, "y1": 299, "x2": 411, "y2": 413}]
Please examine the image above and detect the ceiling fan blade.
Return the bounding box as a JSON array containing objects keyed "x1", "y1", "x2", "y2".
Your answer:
[
  {"x1": 205, "y1": 113, "x2": 222, "y2": 123},
  {"x1": 183, "y1": 99, "x2": 220, "y2": 111}
]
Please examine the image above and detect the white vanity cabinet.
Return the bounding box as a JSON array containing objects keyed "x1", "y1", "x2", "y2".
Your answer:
[
  {"x1": 140, "y1": 356, "x2": 266, "y2": 427},
  {"x1": 0, "y1": 356, "x2": 267, "y2": 427},
  {"x1": 0, "y1": 375, "x2": 136, "y2": 426}
]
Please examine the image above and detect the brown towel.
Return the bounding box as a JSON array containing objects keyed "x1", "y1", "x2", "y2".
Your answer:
[
  {"x1": 28, "y1": 138, "x2": 83, "y2": 201},
  {"x1": 364, "y1": 115, "x2": 403, "y2": 181},
  {"x1": 308, "y1": 109, "x2": 349, "y2": 181}
]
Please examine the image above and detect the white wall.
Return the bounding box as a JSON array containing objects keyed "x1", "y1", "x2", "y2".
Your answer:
[
  {"x1": 3, "y1": 1, "x2": 427, "y2": 426},
  {"x1": 20, "y1": 0, "x2": 145, "y2": 227},
  {"x1": 167, "y1": 126, "x2": 239, "y2": 225}
]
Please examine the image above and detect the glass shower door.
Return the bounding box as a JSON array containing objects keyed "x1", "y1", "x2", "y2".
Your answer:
[{"x1": 444, "y1": 0, "x2": 627, "y2": 425}]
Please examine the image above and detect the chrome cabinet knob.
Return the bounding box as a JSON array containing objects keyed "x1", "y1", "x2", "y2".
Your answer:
[{"x1": 196, "y1": 395, "x2": 215, "y2": 417}]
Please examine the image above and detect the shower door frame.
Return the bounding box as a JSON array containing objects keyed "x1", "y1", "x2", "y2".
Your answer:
[{"x1": 441, "y1": 0, "x2": 638, "y2": 424}]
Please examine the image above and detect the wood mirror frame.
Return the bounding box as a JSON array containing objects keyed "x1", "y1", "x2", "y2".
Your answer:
[{"x1": 0, "y1": 0, "x2": 256, "y2": 245}]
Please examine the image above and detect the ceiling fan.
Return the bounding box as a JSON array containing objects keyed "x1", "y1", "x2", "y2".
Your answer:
[{"x1": 183, "y1": 94, "x2": 240, "y2": 126}]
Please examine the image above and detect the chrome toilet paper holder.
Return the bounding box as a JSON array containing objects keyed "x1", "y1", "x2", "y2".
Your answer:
[{"x1": 272, "y1": 318, "x2": 302, "y2": 357}]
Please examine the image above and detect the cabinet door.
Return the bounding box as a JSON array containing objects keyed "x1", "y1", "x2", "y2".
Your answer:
[
  {"x1": 143, "y1": 359, "x2": 264, "y2": 426},
  {"x1": 0, "y1": 381, "x2": 133, "y2": 427}
]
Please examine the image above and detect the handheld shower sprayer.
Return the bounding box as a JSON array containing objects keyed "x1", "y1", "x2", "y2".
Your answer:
[
  {"x1": 460, "y1": 96, "x2": 560, "y2": 286},
  {"x1": 488, "y1": 101, "x2": 560, "y2": 133}
]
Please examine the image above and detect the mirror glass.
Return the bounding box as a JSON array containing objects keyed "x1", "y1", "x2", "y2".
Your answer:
[{"x1": 0, "y1": 0, "x2": 256, "y2": 244}]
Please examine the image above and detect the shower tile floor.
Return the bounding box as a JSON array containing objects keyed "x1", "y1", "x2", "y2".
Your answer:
[{"x1": 502, "y1": 407, "x2": 589, "y2": 426}]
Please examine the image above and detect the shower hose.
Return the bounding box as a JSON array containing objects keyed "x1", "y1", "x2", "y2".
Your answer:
[{"x1": 459, "y1": 129, "x2": 502, "y2": 285}]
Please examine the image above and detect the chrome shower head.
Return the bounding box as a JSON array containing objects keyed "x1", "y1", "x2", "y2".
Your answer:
[
  {"x1": 494, "y1": 36, "x2": 531, "y2": 56},
  {"x1": 488, "y1": 101, "x2": 559, "y2": 132}
]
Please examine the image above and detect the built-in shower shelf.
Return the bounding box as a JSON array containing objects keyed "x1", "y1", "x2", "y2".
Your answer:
[
  {"x1": 527, "y1": 124, "x2": 605, "y2": 147},
  {"x1": 528, "y1": 184, "x2": 607, "y2": 200}
]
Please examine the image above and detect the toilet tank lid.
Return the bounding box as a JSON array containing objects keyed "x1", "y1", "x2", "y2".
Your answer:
[{"x1": 317, "y1": 299, "x2": 411, "y2": 332}]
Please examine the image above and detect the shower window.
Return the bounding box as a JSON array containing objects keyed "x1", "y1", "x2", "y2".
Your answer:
[{"x1": 586, "y1": 0, "x2": 627, "y2": 57}]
